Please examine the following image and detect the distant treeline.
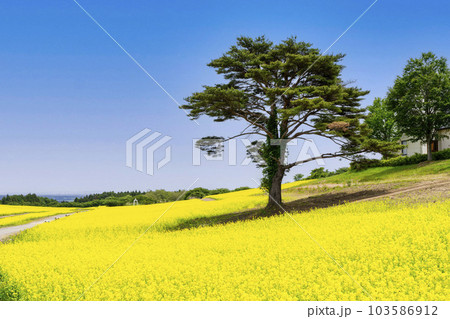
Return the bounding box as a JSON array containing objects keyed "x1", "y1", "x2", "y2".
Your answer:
[
  {"x1": 1, "y1": 194, "x2": 59, "y2": 206},
  {"x1": 0, "y1": 187, "x2": 251, "y2": 208},
  {"x1": 183, "y1": 187, "x2": 250, "y2": 200},
  {"x1": 74, "y1": 191, "x2": 146, "y2": 203}
]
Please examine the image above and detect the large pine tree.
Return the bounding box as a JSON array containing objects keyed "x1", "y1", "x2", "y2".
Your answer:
[{"x1": 182, "y1": 36, "x2": 397, "y2": 211}]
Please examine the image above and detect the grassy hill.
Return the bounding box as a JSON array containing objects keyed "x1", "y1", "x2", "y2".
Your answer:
[{"x1": 313, "y1": 159, "x2": 450, "y2": 183}]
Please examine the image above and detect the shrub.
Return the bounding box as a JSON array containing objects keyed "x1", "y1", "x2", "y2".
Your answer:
[
  {"x1": 303, "y1": 167, "x2": 350, "y2": 179},
  {"x1": 334, "y1": 167, "x2": 349, "y2": 175},
  {"x1": 209, "y1": 188, "x2": 231, "y2": 195},
  {"x1": 306, "y1": 168, "x2": 330, "y2": 179},
  {"x1": 103, "y1": 199, "x2": 123, "y2": 207},
  {"x1": 433, "y1": 148, "x2": 450, "y2": 160},
  {"x1": 183, "y1": 188, "x2": 211, "y2": 200},
  {"x1": 350, "y1": 158, "x2": 380, "y2": 171},
  {"x1": 233, "y1": 187, "x2": 251, "y2": 192}
]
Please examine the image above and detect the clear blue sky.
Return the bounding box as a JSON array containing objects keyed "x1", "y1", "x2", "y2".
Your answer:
[{"x1": 1, "y1": 0, "x2": 449, "y2": 194}]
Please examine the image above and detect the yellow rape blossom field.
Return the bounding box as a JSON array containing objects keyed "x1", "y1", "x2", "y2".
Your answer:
[
  {"x1": 0, "y1": 181, "x2": 448, "y2": 301},
  {"x1": 0, "y1": 205, "x2": 48, "y2": 217},
  {"x1": 0, "y1": 207, "x2": 76, "y2": 228}
]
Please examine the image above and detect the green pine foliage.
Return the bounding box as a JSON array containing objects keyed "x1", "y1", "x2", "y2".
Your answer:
[{"x1": 181, "y1": 36, "x2": 399, "y2": 209}]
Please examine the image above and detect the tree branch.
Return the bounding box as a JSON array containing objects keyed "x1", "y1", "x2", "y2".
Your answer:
[{"x1": 283, "y1": 150, "x2": 365, "y2": 169}]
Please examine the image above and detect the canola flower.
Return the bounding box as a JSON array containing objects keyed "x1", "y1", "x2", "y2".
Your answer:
[
  {"x1": 0, "y1": 183, "x2": 448, "y2": 301},
  {"x1": 0, "y1": 208, "x2": 75, "y2": 228},
  {"x1": 0, "y1": 205, "x2": 49, "y2": 217}
]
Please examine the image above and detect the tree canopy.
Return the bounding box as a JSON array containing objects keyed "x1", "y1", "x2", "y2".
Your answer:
[
  {"x1": 182, "y1": 36, "x2": 398, "y2": 211},
  {"x1": 366, "y1": 97, "x2": 401, "y2": 142},
  {"x1": 365, "y1": 97, "x2": 402, "y2": 158},
  {"x1": 386, "y1": 52, "x2": 450, "y2": 160}
]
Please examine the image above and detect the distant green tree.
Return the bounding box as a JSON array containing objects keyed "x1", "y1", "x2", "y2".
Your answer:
[
  {"x1": 209, "y1": 188, "x2": 231, "y2": 195},
  {"x1": 303, "y1": 166, "x2": 348, "y2": 180},
  {"x1": 333, "y1": 167, "x2": 349, "y2": 175},
  {"x1": 306, "y1": 167, "x2": 330, "y2": 179},
  {"x1": 386, "y1": 52, "x2": 450, "y2": 161},
  {"x1": 293, "y1": 174, "x2": 304, "y2": 181},
  {"x1": 233, "y1": 186, "x2": 251, "y2": 192},
  {"x1": 183, "y1": 188, "x2": 210, "y2": 200},
  {"x1": 183, "y1": 187, "x2": 233, "y2": 200},
  {"x1": 366, "y1": 97, "x2": 402, "y2": 158},
  {"x1": 134, "y1": 194, "x2": 156, "y2": 205}
]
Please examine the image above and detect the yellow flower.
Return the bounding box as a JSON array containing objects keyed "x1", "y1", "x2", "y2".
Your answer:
[{"x1": 0, "y1": 188, "x2": 448, "y2": 301}]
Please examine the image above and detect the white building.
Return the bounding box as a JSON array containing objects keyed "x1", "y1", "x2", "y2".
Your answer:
[{"x1": 400, "y1": 128, "x2": 450, "y2": 156}]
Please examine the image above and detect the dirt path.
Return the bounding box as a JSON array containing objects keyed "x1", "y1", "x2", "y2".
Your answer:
[
  {"x1": 356, "y1": 179, "x2": 450, "y2": 202},
  {"x1": 285, "y1": 179, "x2": 449, "y2": 211},
  {"x1": 0, "y1": 213, "x2": 77, "y2": 242}
]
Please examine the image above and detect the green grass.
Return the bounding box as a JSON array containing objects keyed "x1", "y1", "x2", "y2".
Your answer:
[{"x1": 309, "y1": 159, "x2": 450, "y2": 184}]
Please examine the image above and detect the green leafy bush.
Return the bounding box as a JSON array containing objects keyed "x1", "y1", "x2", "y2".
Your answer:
[{"x1": 433, "y1": 148, "x2": 450, "y2": 160}]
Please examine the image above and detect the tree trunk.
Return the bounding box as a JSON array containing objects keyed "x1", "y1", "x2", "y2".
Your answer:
[
  {"x1": 266, "y1": 167, "x2": 284, "y2": 213},
  {"x1": 426, "y1": 138, "x2": 433, "y2": 161}
]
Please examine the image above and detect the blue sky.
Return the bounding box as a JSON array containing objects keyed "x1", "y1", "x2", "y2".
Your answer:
[{"x1": 0, "y1": 0, "x2": 449, "y2": 194}]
